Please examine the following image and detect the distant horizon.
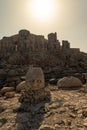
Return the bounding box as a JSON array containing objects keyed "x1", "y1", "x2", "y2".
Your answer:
[{"x1": 0, "y1": 0, "x2": 87, "y2": 52}]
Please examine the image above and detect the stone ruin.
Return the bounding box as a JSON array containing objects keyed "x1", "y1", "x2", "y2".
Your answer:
[
  {"x1": 0, "y1": 29, "x2": 85, "y2": 70},
  {"x1": 0, "y1": 29, "x2": 81, "y2": 58},
  {"x1": 19, "y1": 66, "x2": 50, "y2": 104},
  {"x1": 0, "y1": 29, "x2": 87, "y2": 87}
]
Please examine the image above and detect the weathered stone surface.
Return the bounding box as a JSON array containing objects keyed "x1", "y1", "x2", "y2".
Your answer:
[
  {"x1": 8, "y1": 69, "x2": 18, "y2": 76},
  {"x1": 39, "y1": 125, "x2": 55, "y2": 130},
  {"x1": 16, "y1": 81, "x2": 26, "y2": 92},
  {"x1": 20, "y1": 67, "x2": 50, "y2": 104},
  {"x1": 5, "y1": 91, "x2": 15, "y2": 98},
  {"x1": 83, "y1": 73, "x2": 87, "y2": 82},
  {"x1": 26, "y1": 67, "x2": 45, "y2": 90},
  {"x1": 83, "y1": 118, "x2": 87, "y2": 126},
  {"x1": 0, "y1": 69, "x2": 7, "y2": 76},
  {"x1": 83, "y1": 83, "x2": 87, "y2": 92},
  {"x1": 0, "y1": 87, "x2": 14, "y2": 94},
  {"x1": 19, "y1": 87, "x2": 50, "y2": 104},
  {"x1": 0, "y1": 85, "x2": 87, "y2": 130},
  {"x1": 57, "y1": 76, "x2": 82, "y2": 89},
  {"x1": 0, "y1": 30, "x2": 87, "y2": 88}
]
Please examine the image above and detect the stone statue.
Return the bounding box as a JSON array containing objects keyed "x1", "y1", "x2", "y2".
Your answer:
[
  {"x1": 26, "y1": 66, "x2": 45, "y2": 90},
  {"x1": 19, "y1": 66, "x2": 50, "y2": 104}
]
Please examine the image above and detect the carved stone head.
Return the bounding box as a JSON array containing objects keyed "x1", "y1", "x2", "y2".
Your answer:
[{"x1": 26, "y1": 67, "x2": 45, "y2": 90}]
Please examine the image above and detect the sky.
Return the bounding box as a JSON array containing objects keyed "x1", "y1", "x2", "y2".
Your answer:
[{"x1": 0, "y1": 0, "x2": 87, "y2": 52}]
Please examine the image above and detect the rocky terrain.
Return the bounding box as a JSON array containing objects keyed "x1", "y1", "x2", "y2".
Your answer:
[
  {"x1": 0, "y1": 30, "x2": 87, "y2": 130},
  {"x1": 0, "y1": 85, "x2": 87, "y2": 130},
  {"x1": 0, "y1": 30, "x2": 87, "y2": 88}
]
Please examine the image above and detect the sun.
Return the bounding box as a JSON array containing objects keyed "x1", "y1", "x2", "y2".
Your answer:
[{"x1": 29, "y1": 0, "x2": 55, "y2": 22}]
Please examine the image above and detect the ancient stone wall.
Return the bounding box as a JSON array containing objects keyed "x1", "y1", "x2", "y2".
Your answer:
[
  {"x1": 62, "y1": 40, "x2": 70, "y2": 50},
  {"x1": 47, "y1": 32, "x2": 60, "y2": 51},
  {"x1": 0, "y1": 29, "x2": 81, "y2": 56},
  {"x1": 19, "y1": 30, "x2": 30, "y2": 40},
  {"x1": 0, "y1": 37, "x2": 15, "y2": 53},
  {"x1": 70, "y1": 48, "x2": 80, "y2": 60},
  {"x1": 48, "y1": 32, "x2": 57, "y2": 42}
]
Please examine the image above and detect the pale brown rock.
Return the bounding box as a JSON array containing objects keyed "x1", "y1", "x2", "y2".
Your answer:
[
  {"x1": 83, "y1": 83, "x2": 87, "y2": 92},
  {"x1": 0, "y1": 85, "x2": 87, "y2": 130},
  {"x1": 83, "y1": 118, "x2": 87, "y2": 126},
  {"x1": 39, "y1": 125, "x2": 55, "y2": 130},
  {"x1": 16, "y1": 81, "x2": 26, "y2": 92},
  {"x1": 0, "y1": 87, "x2": 14, "y2": 94},
  {"x1": 57, "y1": 76, "x2": 82, "y2": 89},
  {"x1": 5, "y1": 91, "x2": 15, "y2": 98}
]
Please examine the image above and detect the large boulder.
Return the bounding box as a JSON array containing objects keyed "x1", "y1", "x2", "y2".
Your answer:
[
  {"x1": 57, "y1": 76, "x2": 82, "y2": 89},
  {"x1": 16, "y1": 81, "x2": 26, "y2": 92},
  {"x1": 26, "y1": 66, "x2": 45, "y2": 90}
]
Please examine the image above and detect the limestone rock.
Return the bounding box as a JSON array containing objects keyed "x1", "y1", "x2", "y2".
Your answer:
[
  {"x1": 39, "y1": 125, "x2": 55, "y2": 130},
  {"x1": 26, "y1": 67, "x2": 45, "y2": 90},
  {"x1": 5, "y1": 91, "x2": 15, "y2": 98},
  {"x1": 16, "y1": 81, "x2": 26, "y2": 92},
  {"x1": 0, "y1": 87, "x2": 14, "y2": 95},
  {"x1": 83, "y1": 118, "x2": 87, "y2": 127},
  {"x1": 57, "y1": 76, "x2": 82, "y2": 89}
]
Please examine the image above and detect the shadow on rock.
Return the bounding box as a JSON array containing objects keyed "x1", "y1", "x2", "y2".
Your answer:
[
  {"x1": 15, "y1": 88, "x2": 51, "y2": 130},
  {"x1": 58, "y1": 86, "x2": 82, "y2": 91},
  {"x1": 15, "y1": 66, "x2": 51, "y2": 130}
]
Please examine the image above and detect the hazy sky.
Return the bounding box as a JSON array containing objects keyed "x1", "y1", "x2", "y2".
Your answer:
[{"x1": 0, "y1": 0, "x2": 87, "y2": 52}]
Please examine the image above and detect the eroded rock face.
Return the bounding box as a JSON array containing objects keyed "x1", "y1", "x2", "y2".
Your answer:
[
  {"x1": 57, "y1": 76, "x2": 82, "y2": 89},
  {"x1": 19, "y1": 67, "x2": 50, "y2": 104}
]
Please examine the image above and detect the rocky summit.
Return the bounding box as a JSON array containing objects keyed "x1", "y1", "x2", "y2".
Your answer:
[
  {"x1": 0, "y1": 29, "x2": 87, "y2": 87},
  {"x1": 0, "y1": 30, "x2": 87, "y2": 130}
]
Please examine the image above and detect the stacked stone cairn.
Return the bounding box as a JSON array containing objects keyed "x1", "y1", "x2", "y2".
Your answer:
[{"x1": 19, "y1": 66, "x2": 50, "y2": 104}]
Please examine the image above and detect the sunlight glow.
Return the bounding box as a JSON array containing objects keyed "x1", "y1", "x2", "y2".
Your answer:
[{"x1": 29, "y1": 0, "x2": 57, "y2": 22}]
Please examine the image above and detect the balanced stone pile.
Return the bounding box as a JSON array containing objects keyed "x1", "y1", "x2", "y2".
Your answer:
[{"x1": 19, "y1": 66, "x2": 50, "y2": 104}]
